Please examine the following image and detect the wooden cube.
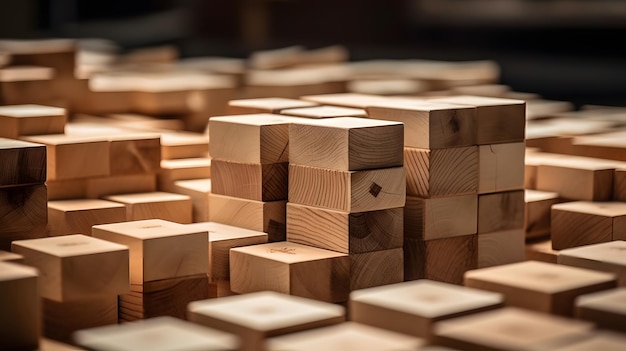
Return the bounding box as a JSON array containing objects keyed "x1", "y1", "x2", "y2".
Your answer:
[
  {"x1": 552, "y1": 201, "x2": 626, "y2": 250},
  {"x1": 171, "y1": 179, "x2": 212, "y2": 222},
  {"x1": 536, "y1": 156, "x2": 616, "y2": 201},
  {"x1": 614, "y1": 168, "x2": 626, "y2": 201},
  {"x1": 525, "y1": 239, "x2": 560, "y2": 263},
  {"x1": 0, "y1": 184, "x2": 48, "y2": 250},
  {"x1": 85, "y1": 173, "x2": 157, "y2": 199},
  {"x1": 287, "y1": 203, "x2": 403, "y2": 254},
  {"x1": 525, "y1": 189, "x2": 561, "y2": 239},
  {"x1": 464, "y1": 261, "x2": 617, "y2": 316},
  {"x1": 188, "y1": 291, "x2": 344, "y2": 351},
  {"x1": 92, "y1": 219, "x2": 208, "y2": 284},
  {"x1": 159, "y1": 158, "x2": 211, "y2": 185},
  {"x1": 229, "y1": 241, "x2": 349, "y2": 302},
  {"x1": 0, "y1": 261, "x2": 40, "y2": 351},
  {"x1": 349, "y1": 280, "x2": 503, "y2": 339},
  {"x1": 576, "y1": 288, "x2": 626, "y2": 332},
  {"x1": 228, "y1": 97, "x2": 317, "y2": 114},
  {"x1": 160, "y1": 131, "x2": 209, "y2": 160},
  {"x1": 0, "y1": 138, "x2": 46, "y2": 188},
  {"x1": 478, "y1": 190, "x2": 525, "y2": 234},
  {"x1": 0, "y1": 66, "x2": 55, "y2": 105},
  {"x1": 0, "y1": 39, "x2": 76, "y2": 77},
  {"x1": 404, "y1": 146, "x2": 477, "y2": 198},
  {"x1": 289, "y1": 164, "x2": 405, "y2": 212},
  {"x1": 350, "y1": 248, "x2": 404, "y2": 291},
  {"x1": 0, "y1": 104, "x2": 66, "y2": 139},
  {"x1": 43, "y1": 296, "x2": 117, "y2": 343},
  {"x1": 108, "y1": 133, "x2": 161, "y2": 175},
  {"x1": 105, "y1": 192, "x2": 192, "y2": 224},
  {"x1": 559, "y1": 241, "x2": 626, "y2": 286},
  {"x1": 281, "y1": 105, "x2": 366, "y2": 118},
  {"x1": 477, "y1": 229, "x2": 525, "y2": 268},
  {"x1": 366, "y1": 101, "x2": 476, "y2": 149},
  {"x1": 478, "y1": 142, "x2": 525, "y2": 194},
  {"x1": 213, "y1": 160, "x2": 288, "y2": 201},
  {"x1": 405, "y1": 195, "x2": 477, "y2": 240},
  {"x1": 47, "y1": 199, "x2": 127, "y2": 236},
  {"x1": 39, "y1": 338, "x2": 88, "y2": 350}
]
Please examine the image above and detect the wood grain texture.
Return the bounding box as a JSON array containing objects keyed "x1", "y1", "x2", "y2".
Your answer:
[
  {"x1": 47, "y1": 199, "x2": 127, "y2": 237},
  {"x1": 43, "y1": 296, "x2": 117, "y2": 343},
  {"x1": 0, "y1": 184, "x2": 47, "y2": 250},
  {"x1": 404, "y1": 195, "x2": 477, "y2": 240},
  {"x1": 559, "y1": 241, "x2": 626, "y2": 286},
  {"x1": 160, "y1": 131, "x2": 209, "y2": 160},
  {"x1": 478, "y1": 142, "x2": 525, "y2": 194},
  {"x1": 109, "y1": 135, "x2": 161, "y2": 175},
  {"x1": 525, "y1": 189, "x2": 561, "y2": 239},
  {"x1": 0, "y1": 261, "x2": 40, "y2": 351},
  {"x1": 212, "y1": 160, "x2": 288, "y2": 201},
  {"x1": 85, "y1": 173, "x2": 157, "y2": 199},
  {"x1": 350, "y1": 248, "x2": 404, "y2": 291},
  {"x1": 0, "y1": 104, "x2": 66, "y2": 139},
  {"x1": 228, "y1": 97, "x2": 317, "y2": 114},
  {"x1": 0, "y1": 138, "x2": 46, "y2": 188},
  {"x1": 478, "y1": 190, "x2": 525, "y2": 234},
  {"x1": 289, "y1": 164, "x2": 405, "y2": 212},
  {"x1": 576, "y1": 288, "x2": 626, "y2": 333},
  {"x1": 477, "y1": 229, "x2": 525, "y2": 268},
  {"x1": 404, "y1": 146, "x2": 477, "y2": 198},
  {"x1": 287, "y1": 203, "x2": 403, "y2": 254},
  {"x1": 105, "y1": 192, "x2": 193, "y2": 224},
  {"x1": 289, "y1": 117, "x2": 404, "y2": 171}
]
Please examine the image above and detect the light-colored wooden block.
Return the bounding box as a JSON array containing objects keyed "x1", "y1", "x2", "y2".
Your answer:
[
  {"x1": 105, "y1": 192, "x2": 192, "y2": 224},
  {"x1": 478, "y1": 142, "x2": 525, "y2": 194},
  {"x1": 551, "y1": 201, "x2": 626, "y2": 250},
  {"x1": 405, "y1": 235, "x2": 478, "y2": 285},
  {"x1": 188, "y1": 291, "x2": 345, "y2": 351},
  {"x1": 300, "y1": 93, "x2": 392, "y2": 109},
  {"x1": 559, "y1": 241, "x2": 626, "y2": 286},
  {"x1": 405, "y1": 195, "x2": 477, "y2": 240},
  {"x1": 74, "y1": 316, "x2": 237, "y2": 351},
  {"x1": 160, "y1": 131, "x2": 209, "y2": 160},
  {"x1": 478, "y1": 190, "x2": 525, "y2": 234},
  {"x1": 614, "y1": 168, "x2": 626, "y2": 201},
  {"x1": 158, "y1": 158, "x2": 211, "y2": 191},
  {"x1": 350, "y1": 280, "x2": 503, "y2": 339},
  {"x1": 289, "y1": 164, "x2": 405, "y2": 212},
  {"x1": 430, "y1": 95, "x2": 526, "y2": 145},
  {"x1": 209, "y1": 193, "x2": 286, "y2": 242},
  {"x1": 43, "y1": 296, "x2": 117, "y2": 343},
  {"x1": 0, "y1": 104, "x2": 66, "y2": 139},
  {"x1": 576, "y1": 288, "x2": 626, "y2": 333},
  {"x1": 0, "y1": 39, "x2": 76, "y2": 77},
  {"x1": 229, "y1": 241, "x2": 349, "y2": 302},
  {"x1": 348, "y1": 78, "x2": 427, "y2": 96},
  {"x1": 108, "y1": 133, "x2": 161, "y2": 175},
  {"x1": 366, "y1": 101, "x2": 476, "y2": 149},
  {"x1": 243, "y1": 68, "x2": 342, "y2": 100},
  {"x1": 404, "y1": 146, "x2": 478, "y2": 198},
  {"x1": 550, "y1": 332, "x2": 626, "y2": 351},
  {"x1": 281, "y1": 105, "x2": 366, "y2": 118},
  {"x1": 12, "y1": 234, "x2": 129, "y2": 301},
  {"x1": 434, "y1": 307, "x2": 593, "y2": 351},
  {"x1": 228, "y1": 97, "x2": 317, "y2": 115},
  {"x1": 0, "y1": 138, "x2": 46, "y2": 188},
  {"x1": 464, "y1": 261, "x2": 617, "y2": 316},
  {"x1": 186, "y1": 222, "x2": 268, "y2": 281},
  {"x1": 249, "y1": 45, "x2": 305, "y2": 69},
  {"x1": 39, "y1": 338, "x2": 86, "y2": 351},
  {"x1": 47, "y1": 199, "x2": 127, "y2": 237},
  {"x1": 477, "y1": 229, "x2": 525, "y2": 268},
  {"x1": 212, "y1": 160, "x2": 288, "y2": 201},
  {"x1": 525, "y1": 239, "x2": 560, "y2": 264},
  {"x1": 85, "y1": 173, "x2": 157, "y2": 199},
  {"x1": 92, "y1": 219, "x2": 208, "y2": 284},
  {"x1": 287, "y1": 203, "x2": 403, "y2": 254},
  {"x1": 267, "y1": 322, "x2": 424, "y2": 351},
  {"x1": 106, "y1": 113, "x2": 185, "y2": 131},
  {"x1": 0, "y1": 66, "x2": 55, "y2": 105},
  {"x1": 0, "y1": 184, "x2": 48, "y2": 250},
  {"x1": 0, "y1": 249, "x2": 23, "y2": 263},
  {"x1": 171, "y1": 179, "x2": 212, "y2": 222},
  {"x1": 0, "y1": 261, "x2": 40, "y2": 351},
  {"x1": 289, "y1": 117, "x2": 404, "y2": 171},
  {"x1": 525, "y1": 189, "x2": 561, "y2": 239}
]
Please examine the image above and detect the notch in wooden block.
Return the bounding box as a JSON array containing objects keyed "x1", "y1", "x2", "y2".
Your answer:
[
  {"x1": 477, "y1": 229, "x2": 525, "y2": 268},
  {"x1": 525, "y1": 189, "x2": 561, "y2": 239},
  {"x1": 281, "y1": 105, "x2": 366, "y2": 118},
  {"x1": 0, "y1": 184, "x2": 48, "y2": 250},
  {"x1": 559, "y1": 241, "x2": 626, "y2": 286},
  {"x1": 92, "y1": 219, "x2": 208, "y2": 284},
  {"x1": 43, "y1": 296, "x2": 117, "y2": 343},
  {"x1": 478, "y1": 190, "x2": 525, "y2": 234},
  {"x1": 0, "y1": 261, "x2": 40, "y2": 351},
  {"x1": 289, "y1": 164, "x2": 405, "y2": 212},
  {"x1": 0, "y1": 104, "x2": 66, "y2": 139},
  {"x1": 478, "y1": 142, "x2": 525, "y2": 194},
  {"x1": 105, "y1": 192, "x2": 192, "y2": 224},
  {"x1": 229, "y1": 241, "x2": 349, "y2": 302},
  {"x1": 289, "y1": 117, "x2": 403, "y2": 171},
  {"x1": 171, "y1": 179, "x2": 212, "y2": 222},
  {"x1": 464, "y1": 261, "x2": 617, "y2": 316},
  {"x1": 0, "y1": 137, "x2": 46, "y2": 188},
  {"x1": 188, "y1": 291, "x2": 344, "y2": 351},
  {"x1": 576, "y1": 287, "x2": 626, "y2": 333},
  {"x1": 405, "y1": 195, "x2": 477, "y2": 240},
  {"x1": 47, "y1": 199, "x2": 127, "y2": 237},
  {"x1": 12, "y1": 234, "x2": 129, "y2": 301},
  {"x1": 212, "y1": 160, "x2": 288, "y2": 201},
  {"x1": 228, "y1": 97, "x2": 317, "y2": 115}
]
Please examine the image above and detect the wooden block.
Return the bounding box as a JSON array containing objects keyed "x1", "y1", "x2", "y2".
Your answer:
[
  {"x1": 185, "y1": 222, "x2": 268, "y2": 281},
  {"x1": 0, "y1": 261, "x2": 40, "y2": 351},
  {"x1": 349, "y1": 280, "x2": 503, "y2": 340},
  {"x1": 158, "y1": 158, "x2": 211, "y2": 191},
  {"x1": 525, "y1": 189, "x2": 561, "y2": 239},
  {"x1": 550, "y1": 332, "x2": 626, "y2": 351},
  {"x1": 92, "y1": 219, "x2": 208, "y2": 284},
  {"x1": 43, "y1": 296, "x2": 117, "y2": 343},
  {"x1": 0, "y1": 39, "x2": 76, "y2": 77},
  {"x1": 464, "y1": 261, "x2": 617, "y2": 316},
  {"x1": 105, "y1": 192, "x2": 192, "y2": 224},
  {"x1": 209, "y1": 193, "x2": 286, "y2": 242},
  {"x1": 12, "y1": 234, "x2": 129, "y2": 301},
  {"x1": 430, "y1": 95, "x2": 526, "y2": 145},
  {"x1": 287, "y1": 203, "x2": 403, "y2": 254},
  {"x1": 46, "y1": 178, "x2": 87, "y2": 201},
  {"x1": 478, "y1": 190, "x2": 525, "y2": 234},
  {"x1": 74, "y1": 316, "x2": 237, "y2": 351},
  {"x1": 281, "y1": 105, "x2": 366, "y2": 118},
  {"x1": 160, "y1": 131, "x2": 209, "y2": 160},
  {"x1": 0, "y1": 184, "x2": 48, "y2": 250},
  {"x1": 524, "y1": 151, "x2": 567, "y2": 190},
  {"x1": 551, "y1": 201, "x2": 626, "y2": 250},
  {"x1": 576, "y1": 288, "x2": 626, "y2": 333},
  {"x1": 228, "y1": 97, "x2": 317, "y2": 115},
  {"x1": 249, "y1": 45, "x2": 304, "y2": 69},
  {"x1": 106, "y1": 113, "x2": 185, "y2": 131},
  {"x1": 0, "y1": 105, "x2": 66, "y2": 139},
  {"x1": 300, "y1": 93, "x2": 393, "y2": 109},
  {"x1": 213, "y1": 160, "x2": 288, "y2": 201},
  {"x1": 229, "y1": 241, "x2": 349, "y2": 302},
  {"x1": 0, "y1": 138, "x2": 46, "y2": 188},
  {"x1": 289, "y1": 164, "x2": 405, "y2": 212},
  {"x1": 119, "y1": 274, "x2": 209, "y2": 322},
  {"x1": 47, "y1": 199, "x2": 127, "y2": 237},
  {"x1": 366, "y1": 101, "x2": 476, "y2": 149},
  {"x1": 350, "y1": 248, "x2": 404, "y2": 291},
  {"x1": 404, "y1": 146, "x2": 477, "y2": 198},
  {"x1": 613, "y1": 168, "x2": 626, "y2": 201},
  {"x1": 85, "y1": 173, "x2": 157, "y2": 199},
  {"x1": 213, "y1": 278, "x2": 237, "y2": 298},
  {"x1": 348, "y1": 78, "x2": 427, "y2": 95},
  {"x1": 405, "y1": 235, "x2": 478, "y2": 285},
  {"x1": 39, "y1": 338, "x2": 87, "y2": 351},
  {"x1": 267, "y1": 322, "x2": 424, "y2": 351},
  {"x1": 171, "y1": 179, "x2": 212, "y2": 222},
  {"x1": 108, "y1": 133, "x2": 161, "y2": 175},
  {"x1": 478, "y1": 142, "x2": 525, "y2": 194},
  {"x1": 0, "y1": 249, "x2": 23, "y2": 263},
  {"x1": 477, "y1": 229, "x2": 525, "y2": 268},
  {"x1": 188, "y1": 291, "x2": 345, "y2": 351},
  {"x1": 559, "y1": 241, "x2": 626, "y2": 286},
  {"x1": 526, "y1": 239, "x2": 560, "y2": 264},
  {"x1": 405, "y1": 195, "x2": 477, "y2": 240},
  {"x1": 0, "y1": 66, "x2": 55, "y2": 105},
  {"x1": 434, "y1": 307, "x2": 593, "y2": 351},
  {"x1": 209, "y1": 114, "x2": 295, "y2": 164},
  {"x1": 22, "y1": 134, "x2": 109, "y2": 181}
]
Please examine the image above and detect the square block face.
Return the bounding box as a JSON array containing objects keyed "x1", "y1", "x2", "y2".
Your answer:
[
  {"x1": 289, "y1": 117, "x2": 404, "y2": 171},
  {"x1": 281, "y1": 106, "x2": 366, "y2": 118},
  {"x1": 11, "y1": 234, "x2": 129, "y2": 301},
  {"x1": 105, "y1": 192, "x2": 192, "y2": 224},
  {"x1": 434, "y1": 308, "x2": 593, "y2": 351},
  {"x1": 0, "y1": 261, "x2": 40, "y2": 351},
  {"x1": 464, "y1": 261, "x2": 617, "y2": 316},
  {"x1": 47, "y1": 199, "x2": 127, "y2": 237},
  {"x1": 478, "y1": 190, "x2": 525, "y2": 234},
  {"x1": 576, "y1": 288, "x2": 626, "y2": 332},
  {"x1": 0, "y1": 104, "x2": 66, "y2": 138},
  {"x1": 212, "y1": 160, "x2": 288, "y2": 202},
  {"x1": 559, "y1": 241, "x2": 626, "y2": 286},
  {"x1": 228, "y1": 97, "x2": 317, "y2": 114},
  {"x1": 92, "y1": 219, "x2": 208, "y2": 284},
  {"x1": 74, "y1": 316, "x2": 237, "y2": 351},
  {"x1": 405, "y1": 195, "x2": 478, "y2": 240},
  {"x1": 0, "y1": 138, "x2": 46, "y2": 187},
  {"x1": 525, "y1": 189, "x2": 561, "y2": 239},
  {"x1": 477, "y1": 229, "x2": 525, "y2": 268},
  {"x1": 478, "y1": 142, "x2": 525, "y2": 194}
]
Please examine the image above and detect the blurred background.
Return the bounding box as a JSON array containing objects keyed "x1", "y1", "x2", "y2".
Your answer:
[{"x1": 1, "y1": 0, "x2": 625, "y2": 107}]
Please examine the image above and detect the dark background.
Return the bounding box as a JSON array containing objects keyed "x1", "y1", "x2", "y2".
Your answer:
[{"x1": 1, "y1": 0, "x2": 625, "y2": 107}]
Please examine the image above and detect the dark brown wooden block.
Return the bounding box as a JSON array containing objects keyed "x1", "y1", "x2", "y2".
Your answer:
[
  {"x1": 0, "y1": 184, "x2": 47, "y2": 250},
  {"x1": 478, "y1": 190, "x2": 525, "y2": 234},
  {"x1": 0, "y1": 138, "x2": 46, "y2": 188}
]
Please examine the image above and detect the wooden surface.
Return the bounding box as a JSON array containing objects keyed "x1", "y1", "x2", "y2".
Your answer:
[
  {"x1": 0, "y1": 137, "x2": 46, "y2": 188},
  {"x1": 576, "y1": 287, "x2": 626, "y2": 333},
  {"x1": 280, "y1": 105, "x2": 366, "y2": 118},
  {"x1": 525, "y1": 239, "x2": 560, "y2": 264},
  {"x1": 0, "y1": 261, "x2": 40, "y2": 351},
  {"x1": 108, "y1": 134, "x2": 161, "y2": 175},
  {"x1": 0, "y1": 249, "x2": 23, "y2": 263},
  {"x1": 85, "y1": 173, "x2": 157, "y2": 199},
  {"x1": 478, "y1": 142, "x2": 525, "y2": 194},
  {"x1": 105, "y1": 192, "x2": 193, "y2": 224},
  {"x1": 160, "y1": 131, "x2": 209, "y2": 160},
  {"x1": 212, "y1": 160, "x2": 288, "y2": 201},
  {"x1": 300, "y1": 93, "x2": 395, "y2": 109},
  {"x1": 350, "y1": 248, "x2": 404, "y2": 291},
  {"x1": 171, "y1": 179, "x2": 212, "y2": 222},
  {"x1": 0, "y1": 184, "x2": 48, "y2": 250},
  {"x1": 614, "y1": 168, "x2": 626, "y2": 201},
  {"x1": 228, "y1": 97, "x2": 317, "y2": 115},
  {"x1": 549, "y1": 332, "x2": 626, "y2": 351},
  {"x1": 559, "y1": 241, "x2": 626, "y2": 286},
  {"x1": 47, "y1": 199, "x2": 127, "y2": 237},
  {"x1": 0, "y1": 104, "x2": 66, "y2": 139},
  {"x1": 477, "y1": 229, "x2": 525, "y2": 268},
  {"x1": 478, "y1": 190, "x2": 525, "y2": 234},
  {"x1": 404, "y1": 195, "x2": 477, "y2": 240},
  {"x1": 43, "y1": 296, "x2": 117, "y2": 343},
  {"x1": 525, "y1": 189, "x2": 561, "y2": 239},
  {"x1": 159, "y1": 158, "x2": 212, "y2": 184}
]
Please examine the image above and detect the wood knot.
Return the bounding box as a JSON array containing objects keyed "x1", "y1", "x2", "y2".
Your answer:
[{"x1": 369, "y1": 182, "x2": 382, "y2": 197}]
